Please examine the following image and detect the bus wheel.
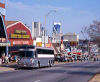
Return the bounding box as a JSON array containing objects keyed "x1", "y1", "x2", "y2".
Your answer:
[
  {"x1": 38, "y1": 61, "x2": 40, "y2": 68},
  {"x1": 49, "y1": 61, "x2": 51, "y2": 67},
  {"x1": 51, "y1": 60, "x2": 53, "y2": 66}
]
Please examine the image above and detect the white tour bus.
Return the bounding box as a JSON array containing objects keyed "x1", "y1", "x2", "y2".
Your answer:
[{"x1": 18, "y1": 46, "x2": 54, "y2": 68}]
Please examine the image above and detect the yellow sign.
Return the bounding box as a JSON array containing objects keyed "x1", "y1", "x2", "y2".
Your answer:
[
  {"x1": 22, "y1": 35, "x2": 30, "y2": 39},
  {"x1": 15, "y1": 30, "x2": 21, "y2": 34},
  {"x1": 17, "y1": 34, "x2": 22, "y2": 38},
  {"x1": 10, "y1": 34, "x2": 30, "y2": 39},
  {"x1": 10, "y1": 34, "x2": 17, "y2": 38},
  {"x1": 36, "y1": 42, "x2": 42, "y2": 47},
  {"x1": 22, "y1": 31, "x2": 26, "y2": 34},
  {"x1": 45, "y1": 43, "x2": 51, "y2": 48},
  {"x1": 15, "y1": 30, "x2": 27, "y2": 34}
]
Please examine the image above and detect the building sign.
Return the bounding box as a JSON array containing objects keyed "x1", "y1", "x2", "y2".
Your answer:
[
  {"x1": 10, "y1": 29, "x2": 30, "y2": 39},
  {"x1": 0, "y1": 42, "x2": 10, "y2": 46},
  {"x1": 23, "y1": 35, "x2": 29, "y2": 39},
  {"x1": 45, "y1": 43, "x2": 51, "y2": 48},
  {"x1": 0, "y1": 38, "x2": 10, "y2": 46},
  {"x1": 36, "y1": 42, "x2": 42, "y2": 47},
  {"x1": 13, "y1": 41, "x2": 29, "y2": 45},
  {"x1": 10, "y1": 34, "x2": 17, "y2": 38},
  {"x1": 10, "y1": 34, "x2": 30, "y2": 39},
  {"x1": 14, "y1": 29, "x2": 27, "y2": 34},
  {"x1": 0, "y1": 38, "x2": 7, "y2": 42}
]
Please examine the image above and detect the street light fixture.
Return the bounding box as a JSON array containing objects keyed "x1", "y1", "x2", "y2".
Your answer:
[{"x1": 44, "y1": 10, "x2": 57, "y2": 47}]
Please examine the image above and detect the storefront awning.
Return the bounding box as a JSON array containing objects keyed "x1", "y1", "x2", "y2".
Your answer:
[{"x1": 9, "y1": 45, "x2": 35, "y2": 52}]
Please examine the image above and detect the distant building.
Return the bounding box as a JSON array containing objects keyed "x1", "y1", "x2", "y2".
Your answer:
[
  {"x1": 52, "y1": 22, "x2": 62, "y2": 43},
  {"x1": 52, "y1": 22, "x2": 62, "y2": 54},
  {"x1": 52, "y1": 33, "x2": 63, "y2": 43},
  {"x1": 63, "y1": 33, "x2": 79, "y2": 42},
  {"x1": 32, "y1": 22, "x2": 43, "y2": 38},
  {"x1": 6, "y1": 21, "x2": 33, "y2": 55},
  {"x1": 63, "y1": 33, "x2": 79, "y2": 47},
  {"x1": 53, "y1": 22, "x2": 61, "y2": 34}
]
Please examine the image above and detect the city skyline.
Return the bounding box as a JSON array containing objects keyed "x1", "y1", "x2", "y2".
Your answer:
[{"x1": 5, "y1": 0, "x2": 100, "y2": 39}]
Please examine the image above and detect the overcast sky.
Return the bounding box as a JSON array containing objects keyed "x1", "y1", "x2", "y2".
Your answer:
[{"x1": 5, "y1": 0, "x2": 100, "y2": 39}]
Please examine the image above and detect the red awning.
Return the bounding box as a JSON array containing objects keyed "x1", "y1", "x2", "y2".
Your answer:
[{"x1": 73, "y1": 52, "x2": 81, "y2": 55}]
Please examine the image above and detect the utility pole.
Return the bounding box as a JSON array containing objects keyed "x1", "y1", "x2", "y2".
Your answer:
[{"x1": 44, "y1": 10, "x2": 57, "y2": 47}]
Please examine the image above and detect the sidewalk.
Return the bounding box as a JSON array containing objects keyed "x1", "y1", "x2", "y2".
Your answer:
[
  {"x1": 88, "y1": 55, "x2": 100, "y2": 82},
  {"x1": 0, "y1": 67, "x2": 15, "y2": 73},
  {"x1": 0, "y1": 60, "x2": 98, "y2": 73},
  {"x1": 54, "y1": 61, "x2": 76, "y2": 65},
  {"x1": 0, "y1": 62, "x2": 17, "y2": 73},
  {"x1": 54, "y1": 61, "x2": 68, "y2": 65},
  {"x1": 0, "y1": 61, "x2": 75, "y2": 73},
  {"x1": 88, "y1": 73, "x2": 100, "y2": 82},
  {"x1": 0, "y1": 60, "x2": 83, "y2": 73}
]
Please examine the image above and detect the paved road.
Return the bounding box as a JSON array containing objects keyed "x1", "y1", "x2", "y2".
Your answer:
[{"x1": 0, "y1": 61, "x2": 100, "y2": 82}]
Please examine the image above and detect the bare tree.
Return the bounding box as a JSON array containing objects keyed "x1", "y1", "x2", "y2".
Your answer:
[{"x1": 83, "y1": 20, "x2": 100, "y2": 47}]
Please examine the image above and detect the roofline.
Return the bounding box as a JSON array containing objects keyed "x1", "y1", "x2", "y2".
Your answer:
[
  {"x1": 6, "y1": 21, "x2": 19, "y2": 29},
  {"x1": 6, "y1": 21, "x2": 31, "y2": 33}
]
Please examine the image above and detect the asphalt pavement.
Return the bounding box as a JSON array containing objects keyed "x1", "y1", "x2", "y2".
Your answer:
[{"x1": 0, "y1": 61, "x2": 100, "y2": 82}]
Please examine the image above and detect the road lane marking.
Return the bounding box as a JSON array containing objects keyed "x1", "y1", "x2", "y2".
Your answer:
[
  {"x1": 40, "y1": 67, "x2": 62, "y2": 71},
  {"x1": 34, "y1": 80, "x2": 41, "y2": 82}
]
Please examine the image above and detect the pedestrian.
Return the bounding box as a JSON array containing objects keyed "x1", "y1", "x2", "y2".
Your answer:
[
  {"x1": 94, "y1": 57, "x2": 96, "y2": 61},
  {"x1": 96, "y1": 57, "x2": 98, "y2": 61},
  {"x1": 0, "y1": 57, "x2": 2, "y2": 64},
  {"x1": 5, "y1": 55, "x2": 9, "y2": 64},
  {"x1": 8, "y1": 54, "x2": 11, "y2": 62},
  {"x1": 2, "y1": 53, "x2": 5, "y2": 64}
]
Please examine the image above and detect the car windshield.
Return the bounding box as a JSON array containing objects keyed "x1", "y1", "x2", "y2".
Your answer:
[{"x1": 19, "y1": 51, "x2": 34, "y2": 58}]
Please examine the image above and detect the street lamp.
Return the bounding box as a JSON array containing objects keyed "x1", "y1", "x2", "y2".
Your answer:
[{"x1": 44, "y1": 10, "x2": 57, "y2": 47}]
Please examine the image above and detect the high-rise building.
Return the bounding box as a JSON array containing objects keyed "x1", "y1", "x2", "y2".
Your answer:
[
  {"x1": 40, "y1": 27, "x2": 45, "y2": 36},
  {"x1": 32, "y1": 22, "x2": 41, "y2": 38},
  {"x1": 53, "y1": 22, "x2": 61, "y2": 34},
  {"x1": 52, "y1": 22, "x2": 62, "y2": 43}
]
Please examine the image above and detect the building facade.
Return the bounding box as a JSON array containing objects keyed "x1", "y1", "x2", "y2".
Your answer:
[
  {"x1": 32, "y1": 22, "x2": 41, "y2": 38},
  {"x1": 6, "y1": 21, "x2": 33, "y2": 46},
  {"x1": 6, "y1": 21, "x2": 33, "y2": 53},
  {"x1": 63, "y1": 33, "x2": 79, "y2": 48}
]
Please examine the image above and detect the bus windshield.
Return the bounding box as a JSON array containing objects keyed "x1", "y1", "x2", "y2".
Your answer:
[{"x1": 19, "y1": 51, "x2": 34, "y2": 58}]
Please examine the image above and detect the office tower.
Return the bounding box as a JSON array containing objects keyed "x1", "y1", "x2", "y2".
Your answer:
[
  {"x1": 32, "y1": 22, "x2": 41, "y2": 38},
  {"x1": 53, "y1": 22, "x2": 61, "y2": 34}
]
